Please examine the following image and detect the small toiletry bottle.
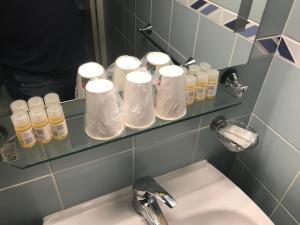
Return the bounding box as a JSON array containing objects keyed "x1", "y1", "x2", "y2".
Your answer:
[
  {"x1": 29, "y1": 108, "x2": 52, "y2": 143},
  {"x1": 47, "y1": 105, "x2": 68, "y2": 140},
  {"x1": 44, "y1": 93, "x2": 61, "y2": 107},
  {"x1": 195, "y1": 71, "x2": 208, "y2": 101},
  {"x1": 188, "y1": 65, "x2": 201, "y2": 77},
  {"x1": 11, "y1": 112, "x2": 36, "y2": 148},
  {"x1": 207, "y1": 69, "x2": 220, "y2": 99},
  {"x1": 199, "y1": 62, "x2": 212, "y2": 72},
  {"x1": 28, "y1": 96, "x2": 45, "y2": 109},
  {"x1": 185, "y1": 75, "x2": 196, "y2": 106},
  {"x1": 10, "y1": 100, "x2": 28, "y2": 114}
]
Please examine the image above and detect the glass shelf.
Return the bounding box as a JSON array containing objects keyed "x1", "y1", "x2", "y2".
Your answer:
[{"x1": 5, "y1": 88, "x2": 241, "y2": 169}]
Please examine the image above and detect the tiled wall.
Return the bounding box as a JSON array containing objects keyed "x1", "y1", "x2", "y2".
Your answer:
[
  {"x1": 0, "y1": 115, "x2": 245, "y2": 225},
  {"x1": 0, "y1": 1, "x2": 291, "y2": 225},
  {"x1": 230, "y1": 1, "x2": 300, "y2": 224},
  {"x1": 108, "y1": 0, "x2": 261, "y2": 69}
]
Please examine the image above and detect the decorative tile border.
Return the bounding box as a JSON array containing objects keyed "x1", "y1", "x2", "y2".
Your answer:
[
  {"x1": 254, "y1": 36, "x2": 281, "y2": 56},
  {"x1": 179, "y1": 0, "x2": 300, "y2": 68},
  {"x1": 277, "y1": 35, "x2": 300, "y2": 67},
  {"x1": 188, "y1": 0, "x2": 259, "y2": 42}
]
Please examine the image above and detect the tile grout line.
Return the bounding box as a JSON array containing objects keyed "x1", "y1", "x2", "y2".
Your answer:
[
  {"x1": 276, "y1": 53, "x2": 300, "y2": 69},
  {"x1": 0, "y1": 174, "x2": 51, "y2": 192},
  {"x1": 238, "y1": 158, "x2": 300, "y2": 225},
  {"x1": 281, "y1": 0, "x2": 296, "y2": 37},
  {"x1": 252, "y1": 0, "x2": 296, "y2": 113},
  {"x1": 279, "y1": 203, "x2": 300, "y2": 225},
  {"x1": 270, "y1": 170, "x2": 300, "y2": 218},
  {"x1": 236, "y1": 157, "x2": 280, "y2": 205},
  {"x1": 169, "y1": 44, "x2": 188, "y2": 61},
  {"x1": 53, "y1": 148, "x2": 133, "y2": 175},
  {"x1": 167, "y1": 0, "x2": 174, "y2": 52},
  {"x1": 192, "y1": 13, "x2": 201, "y2": 57},
  {"x1": 132, "y1": 136, "x2": 135, "y2": 183},
  {"x1": 252, "y1": 55, "x2": 275, "y2": 113},
  {"x1": 134, "y1": 0, "x2": 137, "y2": 56},
  {"x1": 227, "y1": 35, "x2": 238, "y2": 67},
  {"x1": 150, "y1": 0, "x2": 152, "y2": 23},
  {"x1": 191, "y1": 117, "x2": 205, "y2": 163},
  {"x1": 252, "y1": 113, "x2": 300, "y2": 154},
  {"x1": 47, "y1": 163, "x2": 65, "y2": 210}
]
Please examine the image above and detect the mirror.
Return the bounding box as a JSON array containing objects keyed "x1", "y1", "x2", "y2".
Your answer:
[{"x1": 0, "y1": 0, "x2": 268, "y2": 118}]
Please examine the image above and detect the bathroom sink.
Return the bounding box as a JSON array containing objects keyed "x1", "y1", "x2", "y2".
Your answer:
[
  {"x1": 171, "y1": 211, "x2": 258, "y2": 225},
  {"x1": 43, "y1": 161, "x2": 274, "y2": 225}
]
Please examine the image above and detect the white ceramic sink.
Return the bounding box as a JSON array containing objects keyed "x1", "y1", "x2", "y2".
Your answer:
[{"x1": 43, "y1": 161, "x2": 274, "y2": 225}]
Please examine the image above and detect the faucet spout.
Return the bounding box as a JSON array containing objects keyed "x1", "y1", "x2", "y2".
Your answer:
[{"x1": 132, "y1": 176, "x2": 176, "y2": 225}]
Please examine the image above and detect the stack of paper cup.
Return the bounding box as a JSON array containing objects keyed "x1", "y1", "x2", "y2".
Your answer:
[
  {"x1": 145, "y1": 52, "x2": 171, "y2": 83},
  {"x1": 123, "y1": 71, "x2": 155, "y2": 129},
  {"x1": 85, "y1": 79, "x2": 123, "y2": 140},
  {"x1": 113, "y1": 55, "x2": 141, "y2": 92},
  {"x1": 155, "y1": 65, "x2": 186, "y2": 121},
  {"x1": 76, "y1": 62, "x2": 105, "y2": 99}
]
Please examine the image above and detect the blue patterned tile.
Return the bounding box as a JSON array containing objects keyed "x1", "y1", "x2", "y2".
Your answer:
[
  {"x1": 258, "y1": 38, "x2": 279, "y2": 54},
  {"x1": 225, "y1": 19, "x2": 250, "y2": 31},
  {"x1": 190, "y1": 0, "x2": 207, "y2": 10},
  {"x1": 282, "y1": 36, "x2": 300, "y2": 67},
  {"x1": 239, "y1": 25, "x2": 258, "y2": 38},
  {"x1": 201, "y1": 4, "x2": 218, "y2": 15},
  {"x1": 278, "y1": 38, "x2": 295, "y2": 63}
]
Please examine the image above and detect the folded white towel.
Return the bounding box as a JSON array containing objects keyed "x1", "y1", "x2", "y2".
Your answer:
[{"x1": 219, "y1": 125, "x2": 257, "y2": 149}]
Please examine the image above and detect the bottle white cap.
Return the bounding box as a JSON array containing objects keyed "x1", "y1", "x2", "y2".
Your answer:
[
  {"x1": 47, "y1": 105, "x2": 65, "y2": 121},
  {"x1": 11, "y1": 111, "x2": 31, "y2": 129},
  {"x1": 44, "y1": 93, "x2": 61, "y2": 107},
  {"x1": 28, "y1": 97, "x2": 45, "y2": 109},
  {"x1": 208, "y1": 69, "x2": 220, "y2": 82},
  {"x1": 29, "y1": 108, "x2": 48, "y2": 124},
  {"x1": 199, "y1": 62, "x2": 212, "y2": 71},
  {"x1": 188, "y1": 65, "x2": 201, "y2": 76},
  {"x1": 10, "y1": 100, "x2": 28, "y2": 113},
  {"x1": 185, "y1": 75, "x2": 196, "y2": 86},
  {"x1": 197, "y1": 71, "x2": 209, "y2": 84}
]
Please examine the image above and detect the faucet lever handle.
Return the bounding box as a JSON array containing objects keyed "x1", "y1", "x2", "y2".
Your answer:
[
  {"x1": 154, "y1": 192, "x2": 177, "y2": 208},
  {"x1": 133, "y1": 176, "x2": 177, "y2": 208}
]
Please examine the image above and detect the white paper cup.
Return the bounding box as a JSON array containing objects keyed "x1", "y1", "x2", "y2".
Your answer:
[
  {"x1": 155, "y1": 65, "x2": 186, "y2": 121},
  {"x1": 145, "y1": 52, "x2": 171, "y2": 84},
  {"x1": 76, "y1": 62, "x2": 105, "y2": 99},
  {"x1": 113, "y1": 55, "x2": 141, "y2": 92},
  {"x1": 123, "y1": 71, "x2": 155, "y2": 129},
  {"x1": 85, "y1": 79, "x2": 124, "y2": 140}
]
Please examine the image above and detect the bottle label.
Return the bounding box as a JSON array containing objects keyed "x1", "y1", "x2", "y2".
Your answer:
[
  {"x1": 34, "y1": 124, "x2": 52, "y2": 142},
  {"x1": 51, "y1": 121, "x2": 68, "y2": 138},
  {"x1": 20, "y1": 128, "x2": 36, "y2": 146},
  {"x1": 207, "y1": 84, "x2": 217, "y2": 97},
  {"x1": 186, "y1": 89, "x2": 195, "y2": 105},
  {"x1": 195, "y1": 86, "x2": 206, "y2": 100}
]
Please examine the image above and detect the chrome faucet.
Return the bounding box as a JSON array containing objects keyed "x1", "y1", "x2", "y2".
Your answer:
[{"x1": 132, "y1": 176, "x2": 176, "y2": 225}]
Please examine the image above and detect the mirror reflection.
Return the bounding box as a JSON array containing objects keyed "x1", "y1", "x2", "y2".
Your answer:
[{"x1": 0, "y1": 0, "x2": 268, "y2": 117}]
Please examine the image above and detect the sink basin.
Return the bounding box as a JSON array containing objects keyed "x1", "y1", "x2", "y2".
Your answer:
[
  {"x1": 43, "y1": 161, "x2": 274, "y2": 225},
  {"x1": 172, "y1": 211, "x2": 259, "y2": 225}
]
